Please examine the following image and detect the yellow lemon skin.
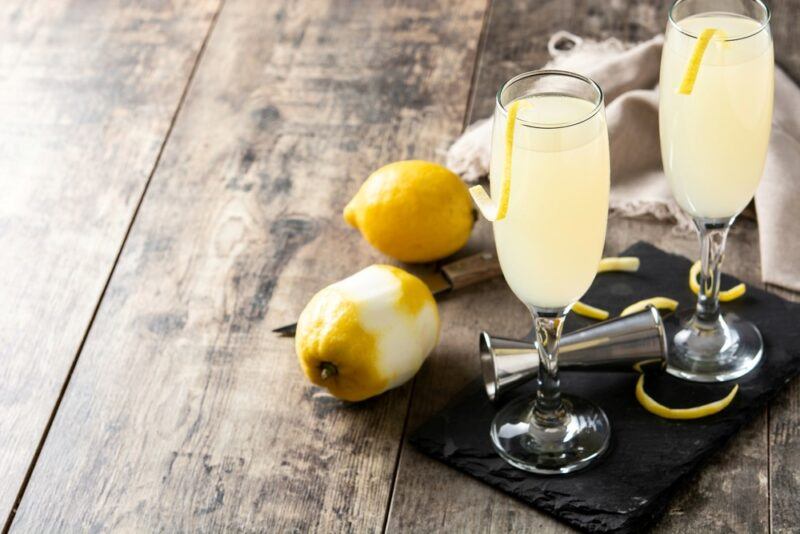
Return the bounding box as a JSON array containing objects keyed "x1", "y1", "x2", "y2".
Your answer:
[
  {"x1": 343, "y1": 161, "x2": 474, "y2": 263},
  {"x1": 296, "y1": 288, "x2": 386, "y2": 402},
  {"x1": 295, "y1": 265, "x2": 439, "y2": 402}
]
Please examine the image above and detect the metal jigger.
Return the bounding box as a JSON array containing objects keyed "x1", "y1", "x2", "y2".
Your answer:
[{"x1": 480, "y1": 305, "x2": 668, "y2": 402}]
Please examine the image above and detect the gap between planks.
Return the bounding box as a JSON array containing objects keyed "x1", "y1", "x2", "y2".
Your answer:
[
  {"x1": 380, "y1": 0, "x2": 495, "y2": 531},
  {"x1": 0, "y1": 2, "x2": 228, "y2": 532}
]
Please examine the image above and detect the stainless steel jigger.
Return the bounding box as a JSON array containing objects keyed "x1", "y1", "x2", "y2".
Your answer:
[{"x1": 480, "y1": 306, "x2": 668, "y2": 402}]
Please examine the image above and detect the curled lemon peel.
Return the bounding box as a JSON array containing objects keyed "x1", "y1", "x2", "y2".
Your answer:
[
  {"x1": 689, "y1": 260, "x2": 747, "y2": 302},
  {"x1": 598, "y1": 256, "x2": 640, "y2": 273},
  {"x1": 678, "y1": 28, "x2": 728, "y2": 95},
  {"x1": 376, "y1": 264, "x2": 432, "y2": 315},
  {"x1": 572, "y1": 301, "x2": 610, "y2": 321},
  {"x1": 636, "y1": 373, "x2": 739, "y2": 420},
  {"x1": 632, "y1": 358, "x2": 663, "y2": 373},
  {"x1": 569, "y1": 257, "x2": 642, "y2": 321},
  {"x1": 621, "y1": 297, "x2": 679, "y2": 317},
  {"x1": 469, "y1": 99, "x2": 533, "y2": 221}
]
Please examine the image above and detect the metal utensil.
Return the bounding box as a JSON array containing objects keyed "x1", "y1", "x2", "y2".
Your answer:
[{"x1": 480, "y1": 305, "x2": 668, "y2": 402}]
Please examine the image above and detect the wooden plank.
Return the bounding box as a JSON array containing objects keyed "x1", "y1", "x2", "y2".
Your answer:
[
  {"x1": 755, "y1": 3, "x2": 800, "y2": 529},
  {"x1": 0, "y1": 0, "x2": 221, "y2": 525},
  {"x1": 7, "y1": 0, "x2": 487, "y2": 531},
  {"x1": 769, "y1": 380, "x2": 800, "y2": 533},
  {"x1": 386, "y1": 0, "x2": 772, "y2": 531},
  {"x1": 765, "y1": 283, "x2": 800, "y2": 533},
  {"x1": 771, "y1": 0, "x2": 800, "y2": 82}
]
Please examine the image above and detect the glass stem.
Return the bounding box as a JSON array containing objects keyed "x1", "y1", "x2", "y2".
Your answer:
[
  {"x1": 531, "y1": 308, "x2": 568, "y2": 428},
  {"x1": 694, "y1": 217, "x2": 733, "y2": 324}
]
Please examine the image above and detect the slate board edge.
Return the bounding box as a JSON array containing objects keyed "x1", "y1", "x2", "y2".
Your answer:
[
  {"x1": 410, "y1": 364, "x2": 800, "y2": 532},
  {"x1": 409, "y1": 240, "x2": 800, "y2": 533}
]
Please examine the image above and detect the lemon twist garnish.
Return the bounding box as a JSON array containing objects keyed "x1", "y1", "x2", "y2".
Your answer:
[
  {"x1": 598, "y1": 256, "x2": 640, "y2": 273},
  {"x1": 678, "y1": 28, "x2": 727, "y2": 95},
  {"x1": 636, "y1": 372, "x2": 739, "y2": 420},
  {"x1": 572, "y1": 301, "x2": 610, "y2": 321},
  {"x1": 621, "y1": 297, "x2": 678, "y2": 317},
  {"x1": 469, "y1": 99, "x2": 533, "y2": 221},
  {"x1": 689, "y1": 260, "x2": 746, "y2": 302},
  {"x1": 632, "y1": 358, "x2": 662, "y2": 373}
]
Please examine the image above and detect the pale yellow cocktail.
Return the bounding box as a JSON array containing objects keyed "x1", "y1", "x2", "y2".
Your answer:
[
  {"x1": 660, "y1": 13, "x2": 774, "y2": 218},
  {"x1": 472, "y1": 71, "x2": 612, "y2": 475},
  {"x1": 490, "y1": 95, "x2": 609, "y2": 309}
]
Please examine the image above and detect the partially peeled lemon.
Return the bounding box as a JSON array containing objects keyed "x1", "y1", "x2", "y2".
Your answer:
[{"x1": 295, "y1": 265, "x2": 439, "y2": 402}]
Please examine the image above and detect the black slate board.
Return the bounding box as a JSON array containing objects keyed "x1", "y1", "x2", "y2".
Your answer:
[{"x1": 410, "y1": 242, "x2": 800, "y2": 533}]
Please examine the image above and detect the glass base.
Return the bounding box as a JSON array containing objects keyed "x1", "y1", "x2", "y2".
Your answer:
[
  {"x1": 667, "y1": 311, "x2": 763, "y2": 383},
  {"x1": 490, "y1": 394, "x2": 610, "y2": 475}
]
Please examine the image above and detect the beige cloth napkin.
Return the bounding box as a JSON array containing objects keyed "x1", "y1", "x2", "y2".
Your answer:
[{"x1": 447, "y1": 32, "x2": 800, "y2": 292}]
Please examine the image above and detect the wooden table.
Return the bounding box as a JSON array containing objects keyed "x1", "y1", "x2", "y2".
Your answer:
[{"x1": 3, "y1": 0, "x2": 799, "y2": 531}]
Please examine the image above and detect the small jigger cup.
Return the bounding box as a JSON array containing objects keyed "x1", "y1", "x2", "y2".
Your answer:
[{"x1": 481, "y1": 305, "x2": 668, "y2": 402}]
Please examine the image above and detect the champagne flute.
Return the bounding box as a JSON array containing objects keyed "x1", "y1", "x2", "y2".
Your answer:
[
  {"x1": 481, "y1": 70, "x2": 611, "y2": 474},
  {"x1": 659, "y1": 0, "x2": 773, "y2": 382}
]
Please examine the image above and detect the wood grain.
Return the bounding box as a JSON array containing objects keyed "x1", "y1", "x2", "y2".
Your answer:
[
  {"x1": 7, "y1": 0, "x2": 486, "y2": 531},
  {"x1": 441, "y1": 252, "x2": 502, "y2": 291},
  {"x1": 769, "y1": 379, "x2": 800, "y2": 533},
  {"x1": 386, "y1": 1, "x2": 772, "y2": 531},
  {"x1": 0, "y1": 0, "x2": 220, "y2": 525},
  {"x1": 764, "y1": 283, "x2": 800, "y2": 533}
]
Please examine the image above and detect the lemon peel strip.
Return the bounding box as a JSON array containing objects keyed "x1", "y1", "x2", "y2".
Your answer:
[
  {"x1": 678, "y1": 28, "x2": 727, "y2": 95},
  {"x1": 636, "y1": 373, "x2": 739, "y2": 419},
  {"x1": 573, "y1": 301, "x2": 610, "y2": 320},
  {"x1": 621, "y1": 297, "x2": 679, "y2": 317},
  {"x1": 598, "y1": 256, "x2": 640, "y2": 273},
  {"x1": 570, "y1": 257, "x2": 640, "y2": 320},
  {"x1": 468, "y1": 185, "x2": 498, "y2": 220},
  {"x1": 689, "y1": 260, "x2": 746, "y2": 302},
  {"x1": 469, "y1": 99, "x2": 532, "y2": 221},
  {"x1": 632, "y1": 358, "x2": 663, "y2": 373}
]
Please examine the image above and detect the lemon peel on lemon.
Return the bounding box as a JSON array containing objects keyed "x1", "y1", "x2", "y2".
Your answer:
[
  {"x1": 678, "y1": 28, "x2": 728, "y2": 95},
  {"x1": 296, "y1": 288, "x2": 385, "y2": 401},
  {"x1": 621, "y1": 297, "x2": 679, "y2": 317},
  {"x1": 689, "y1": 260, "x2": 746, "y2": 302},
  {"x1": 469, "y1": 99, "x2": 533, "y2": 222},
  {"x1": 296, "y1": 265, "x2": 439, "y2": 402}
]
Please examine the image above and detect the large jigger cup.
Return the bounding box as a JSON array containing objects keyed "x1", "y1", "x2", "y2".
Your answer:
[{"x1": 481, "y1": 306, "x2": 668, "y2": 402}]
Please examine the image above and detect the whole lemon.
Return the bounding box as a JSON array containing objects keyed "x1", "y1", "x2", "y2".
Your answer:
[
  {"x1": 343, "y1": 161, "x2": 474, "y2": 263},
  {"x1": 296, "y1": 265, "x2": 439, "y2": 402}
]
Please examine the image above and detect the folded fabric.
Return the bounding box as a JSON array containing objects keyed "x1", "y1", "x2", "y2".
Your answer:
[{"x1": 447, "y1": 32, "x2": 800, "y2": 292}]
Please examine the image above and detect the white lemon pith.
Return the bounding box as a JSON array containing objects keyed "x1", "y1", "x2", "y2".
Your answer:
[
  {"x1": 343, "y1": 161, "x2": 474, "y2": 263},
  {"x1": 295, "y1": 265, "x2": 439, "y2": 402}
]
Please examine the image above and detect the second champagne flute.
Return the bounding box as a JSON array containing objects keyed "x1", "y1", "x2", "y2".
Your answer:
[
  {"x1": 659, "y1": 0, "x2": 773, "y2": 382},
  {"x1": 472, "y1": 70, "x2": 611, "y2": 474}
]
